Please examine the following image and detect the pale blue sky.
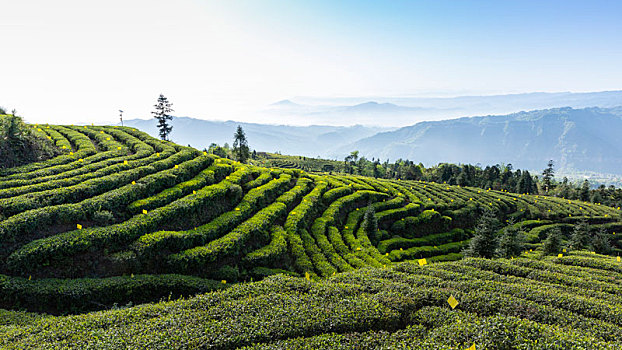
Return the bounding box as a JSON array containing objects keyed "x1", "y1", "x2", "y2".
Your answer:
[{"x1": 2, "y1": 0, "x2": 621, "y2": 124}]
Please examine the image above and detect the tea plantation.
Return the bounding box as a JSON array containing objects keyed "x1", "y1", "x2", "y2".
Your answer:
[{"x1": 1, "y1": 123, "x2": 622, "y2": 348}]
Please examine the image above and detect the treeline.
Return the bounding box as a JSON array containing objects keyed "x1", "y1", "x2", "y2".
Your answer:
[{"x1": 341, "y1": 152, "x2": 622, "y2": 208}]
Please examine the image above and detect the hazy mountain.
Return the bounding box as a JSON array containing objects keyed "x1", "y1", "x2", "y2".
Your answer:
[
  {"x1": 122, "y1": 117, "x2": 390, "y2": 158},
  {"x1": 338, "y1": 107, "x2": 622, "y2": 174},
  {"x1": 262, "y1": 91, "x2": 622, "y2": 126}
]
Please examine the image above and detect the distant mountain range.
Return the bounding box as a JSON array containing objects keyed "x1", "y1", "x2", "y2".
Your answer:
[
  {"x1": 122, "y1": 117, "x2": 391, "y2": 158},
  {"x1": 124, "y1": 106, "x2": 622, "y2": 175},
  {"x1": 123, "y1": 93, "x2": 622, "y2": 176},
  {"x1": 340, "y1": 107, "x2": 622, "y2": 174},
  {"x1": 263, "y1": 90, "x2": 622, "y2": 126}
]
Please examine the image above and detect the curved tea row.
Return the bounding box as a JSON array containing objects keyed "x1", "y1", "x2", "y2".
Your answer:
[{"x1": 0, "y1": 124, "x2": 621, "y2": 314}]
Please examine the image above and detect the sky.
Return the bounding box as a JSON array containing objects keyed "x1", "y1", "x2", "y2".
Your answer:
[{"x1": 2, "y1": 0, "x2": 622, "y2": 125}]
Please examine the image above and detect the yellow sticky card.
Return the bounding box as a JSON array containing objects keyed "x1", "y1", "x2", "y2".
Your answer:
[
  {"x1": 385, "y1": 253, "x2": 389, "y2": 256},
  {"x1": 106, "y1": 137, "x2": 110, "y2": 140},
  {"x1": 221, "y1": 280, "x2": 226, "y2": 284},
  {"x1": 563, "y1": 248, "x2": 566, "y2": 253},
  {"x1": 100, "y1": 130, "x2": 104, "y2": 133},
  {"x1": 77, "y1": 224, "x2": 82, "y2": 230},
  {"x1": 117, "y1": 146, "x2": 122, "y2": 150},
  {"x1": 193, "y1": 190, "x2": 196, "y2": 194},
  {"x1": 28, "y1": 275, "x2": 32, "y2": 280},
  {"x1": 418, "y1": 258, "x2": 427, "y2": 266},
  {"x1": 235, "y1": 207, "x2": 240, "y2": 211},
  {"x1": 305, "y1": 272, "x2": 310, "y2": 281},
  {"x1": 142, "y1": 209, "x2": 148, "y2": 214},
  {"x1": 617, "y1": 256, "x2": 621, "y2": 262},
  {"x1": 447, "y1": 295, "x2": 459, "y2": 309},
  {"x1": 79, "y1": 158, "x2": 84, "y2": 162},
  {"x1": 356, "y1": 247, "x2": 362, "y2": 251},
  {"x1": 124, "y1": 160, "x2": 128, "y2": 165},
  {"x1": 558, "y1": 253, "x2": 563, "y2": 258},
  {"x1": 467, "y1": 345, "x2": 476, "y2": 350},
  {"x1": 591, "y1": 251, "x2": 596, "y2": 254},
  {"x1": 131, "y1": 181, "x2": 136, "y2": 185},
  {"x1": 70, "y1": 152, "x2": 74, "y2": 155},
  {"x1": 175, "y1": 165, "x2": 179, "y2": 169},
  {"x1": 156, "y1": 152, "x2": 160, "y2": 157},
  {"x1": 203, "y1": 151, "x2": 207, "y2": 155}
]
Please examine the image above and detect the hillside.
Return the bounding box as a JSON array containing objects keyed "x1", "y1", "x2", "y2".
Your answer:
[
  {"x1": 343, "y1": 107, "x2": 622, "y2": 174},
  {"x1": 0, "y1": 123, "x2": 621, "y2": 317},
  {"x1": 2, "y1": 252, "x2": 622, "y2": 348},
  {"x1": 122, "y1": 117, "x2": 388, "y2": 158},
  {"x1": 0, "y1": 114, "x2": 58, "y2": 168}
]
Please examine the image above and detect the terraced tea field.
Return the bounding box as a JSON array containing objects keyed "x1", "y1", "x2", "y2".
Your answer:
[
  {"x1": 1, "y1": 124, "x2": 621, "y2": 315},
  {"x1": 2, "y1": 252, "x2": 622, "y2": 348}
]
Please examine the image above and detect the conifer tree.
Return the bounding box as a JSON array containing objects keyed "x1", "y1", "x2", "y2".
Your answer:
[
  {"x1": 579, "y1": 180, "x2": 590, "y2": 202},
  {"x1": 464, "y1": 208, "x2": 500, "y2": 258},
  {"x1": 542, "y1": 228, "x2": 563, "y2": 255},
  {"x1": 233, "y1": 125, "x2": 250, "y2": 163},
  {"x1": 542, "y1": 160, "x2": 555, "y2": 193},
  {"x1": 496, "y1": 220, "x2": 526, "y2": 258},
  {"x1": 152, "y1": 94, "x2": 174, "y2": 141},
  {"x1": 570, "y1": 219, "x2": 591, "y2": 250},
  {"x1": 362, "y1": 204, "x2": 379, "y2": 244},
  {"x1": 592, "y1": 227, "x2": 613, "y2": 254}
]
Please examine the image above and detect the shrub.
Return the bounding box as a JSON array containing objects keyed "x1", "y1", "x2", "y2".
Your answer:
[{"x1": 92, "y1": 210, "x2": 115, "y2": 226}]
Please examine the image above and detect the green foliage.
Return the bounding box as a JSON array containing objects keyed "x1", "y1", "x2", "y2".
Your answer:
[
  {"x1": 3, "y1": 253, "x2": 621, "y2": 348},
  {"x1": 92, "y1": 210, "x2": 115, "y2": 226},
  {"x1": 592, "y1": 227, "x2": 613, "y2": 254},
  {"x1": 571, "y1": 219, "x2": 591, "y2": 250},
  {"x1": 496, "y1": 221, "x2": 526, "y2": 258},
  {"x1": 233, "y1": 125, "x2": 250, "y2": 163},
  {"x1": 463, "y1": 208, "x2": 500, "y2": 258},
  {"x1": 152, "y1": 94, "x2": 174, "y2": 141},
  {"x1": 542, "y1": 228, "x2": 563, "y2": 255},
  {"x1": 0, "y1": 115, "x2": 57, "y2": 168},
  {"x1": 362, "y1": 204, "x2": 379, "y2": 244},
  {"x1": 1, "y1": 121, "x2": 622, "y2": 321}
]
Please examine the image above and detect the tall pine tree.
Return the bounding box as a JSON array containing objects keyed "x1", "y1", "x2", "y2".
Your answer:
[
  {"x1": 152, "y1": 94, "x2": 174, "y2": 141},
  {"x1": 541, "y1": 160, "x2": 554, "y2": 193},
  {"x1": 570, "y1": 219, "x2": 591, "y2": 250},
  {"x1": 496, "y1": 220, "x2": 526, "y2": 258},
  {"x1": 233, "y1": 125, "x2": 250, "y2": 163},
  {"x1": 362, "y1": 204, "x2": 380, "y2": 244},
  {"x1": 464, "y1": 208, "x2": 500, "y2": 258}
]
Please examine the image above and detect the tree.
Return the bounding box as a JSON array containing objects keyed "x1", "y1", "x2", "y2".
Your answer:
[
  {"x1": 516, "y1": 170, "x2": 535, "y2": 194},
  {"x1": 232, "y1": 125, "x2": 250, "y2": 163},
  {"x1": 541, "y1": 160, "x2": 554, "y2": 193},
  {"x1": 362, "y1": 204, "x2": 380, "y2": 245},
  {"x1": 542, "y1": 228, "x2": 563, "y2": 255},
  {"x1": 592, "y1": 227, "x2": 613, "y2": 254},
  {"x1": 152, "y1": 94, "x2": 174, "y2": 141},
  {"x1": 464, "y1": 208, "x2": 500, "y2": 258},
  {"x1": 579, "y1": 180, "x2": 590, "y2": 202},
  {"x1": 496, "y1": 220, "x2": 526, "y2": 258},
  {"x1": 570, "y1": 219, "x2": 591, "y2": 250}
]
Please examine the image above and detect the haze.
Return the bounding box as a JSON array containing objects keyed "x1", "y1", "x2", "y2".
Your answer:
[{"x1": 2, "y1": 0, "x2": 622, "y2": 125}]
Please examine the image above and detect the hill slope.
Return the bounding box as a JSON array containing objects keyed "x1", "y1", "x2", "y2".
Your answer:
[
  {"x1": 122, "y1": 117, "x2": 388, "y2": 158},
  {"x1": 342, "y1": 107, "x2": 622, "y2": 174},
  {"x1": 0, "y1": 123, "x2": 621, "y2": 316},
  {"x1": 2, "y1": 252, "x2": 622, "y2": 349}
]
